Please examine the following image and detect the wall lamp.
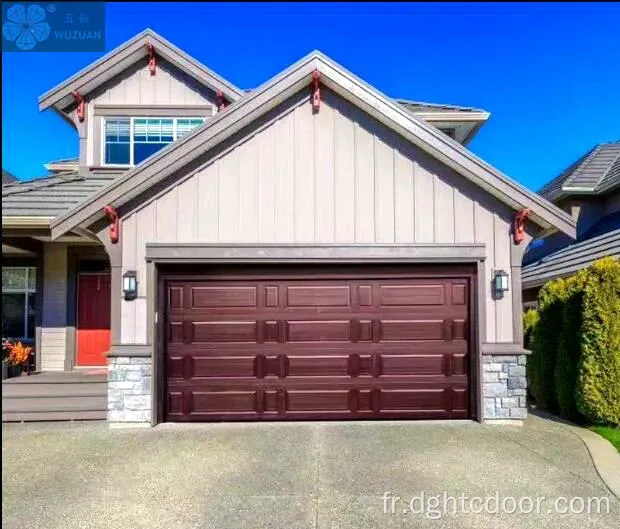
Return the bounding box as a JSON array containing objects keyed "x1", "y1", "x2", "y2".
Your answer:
[
  {"x1": 122, "y1": 270, "x2": 138, "y2": 301},
  {"x1": 493, "y1": 269, "x2": 510, "y2": 300}
]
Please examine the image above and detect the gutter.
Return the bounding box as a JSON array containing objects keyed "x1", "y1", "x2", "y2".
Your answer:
[{"x1": 2, "y1": 216, "x2": 53, "y2": 228}]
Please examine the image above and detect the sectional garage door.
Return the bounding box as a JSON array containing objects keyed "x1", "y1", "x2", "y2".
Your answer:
[{"x1": 164, "y1": 266, "x2": 473, "y2": 422}]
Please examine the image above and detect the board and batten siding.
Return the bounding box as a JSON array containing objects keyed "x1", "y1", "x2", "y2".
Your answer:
[
  {"x1": 120, "y1": 89, "x2": 515, "y2": 345},
  {"x1": 86, "y1": 59, "x2": 218, "y2": 166},
  {"x1": 40, "y1": 243, "x2": 68, "y2": 371}
]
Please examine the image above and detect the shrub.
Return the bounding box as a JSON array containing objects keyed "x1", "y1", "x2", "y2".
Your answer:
[
  {"x1": 530, "y1": 278, "x2": 570, "y2": 411},
  {"x1": 576, "y1": 258, "x2": 620, "y2": 426},
  {"x1": 523, "y1": 309, "x2": 539, "y2": 350},
  {"x1": 555, "y1": 272, "x2": 586, "y2": 421}
]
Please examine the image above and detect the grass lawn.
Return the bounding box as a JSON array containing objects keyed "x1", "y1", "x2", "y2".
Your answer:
[{"x1": 589, "y1": 426, "x2": 620, "y2": 452}]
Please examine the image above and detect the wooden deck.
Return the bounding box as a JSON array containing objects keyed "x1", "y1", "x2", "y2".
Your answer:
[{"x1": 2, "y1": 370, "x2": 108, "y2": 422}]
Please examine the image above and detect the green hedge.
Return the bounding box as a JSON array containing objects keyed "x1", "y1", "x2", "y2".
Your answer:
[
  {"x1": 528, "y1": 257, "x2": 620, "y2": 426},
  {"x1": 576, "y1": 258, "x2": 620, "y2": 426}
]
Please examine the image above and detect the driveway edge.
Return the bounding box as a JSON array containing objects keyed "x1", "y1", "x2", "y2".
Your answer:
[{"x1": 532, "y1": 410, "x2": 620, "y2": 499}]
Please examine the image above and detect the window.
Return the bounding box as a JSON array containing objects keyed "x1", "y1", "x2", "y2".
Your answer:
[
  {"x1": 103, "y1": 117, "x2": 205, "y2": 166},
  {"x1": 2, "y1": 267, "x2": 36, "y2": 340}
]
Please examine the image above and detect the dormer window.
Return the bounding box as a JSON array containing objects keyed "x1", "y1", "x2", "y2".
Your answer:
[{"x1": 103, "y1": 117, "x2": 204, "y2": 166}]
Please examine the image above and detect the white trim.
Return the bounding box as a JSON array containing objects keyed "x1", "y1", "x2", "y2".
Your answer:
[
  {"x1": 2, "y1": 217, "x2": 53, "y2": 227},
  {"x1": 414, "y1": 112, "x2": 490, "y2": 122}
]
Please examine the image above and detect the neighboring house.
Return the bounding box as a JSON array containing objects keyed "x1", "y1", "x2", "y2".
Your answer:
[
  {"x1": 523, "y1": 142, "x2": 620, "y2": 307},
  {"x1": 2, "y1": 169, "x2": 17, "y2": 184},
  {"x1": 1, "y1": 29, "x2": 575, "y2": 425}
]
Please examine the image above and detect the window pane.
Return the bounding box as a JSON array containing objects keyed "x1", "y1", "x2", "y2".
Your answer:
[
  {"x1": 105, "y1": 143, "x2": 130, "y2": 164},
  {"x1": 176, "y1": 118, "x2": 204, "y2": 139},
  {"x1": 27, "y1": 293, "x2": 36, "y2": 339},
  {"x1": 2, "y1": 293, "x2": 26, "y2": 338},
  {"x1": 134, "y1": 142, "x2": 168, "y2": 164},
  {"x1": 27, "y1": 268, "x2": 36, "y2": 290},
  {"x1": 2, "y1": 268, "x2": 26, "y2": 289}
]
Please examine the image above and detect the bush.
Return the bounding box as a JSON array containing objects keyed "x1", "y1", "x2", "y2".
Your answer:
[
  {"x1": 555, "y1": 272, "x2": 586, "y2": 421},
  {"x1": 530, "y1": 278, "x2": 570, "y2": 412},
  {"x1": 523, "y1": 309, "x2": 539, "y2": 350},
  {"x1": 576, "y1": 258, "x2": 620, "y2": 426}
]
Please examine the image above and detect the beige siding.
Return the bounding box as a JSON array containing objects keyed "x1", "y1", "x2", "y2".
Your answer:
[
  {"x1": 40, "y1": 244, "x2": 68, "y2": 371},
  {"x1": 120, "y1": 89, "x2": 515, "y2": 344},
  {"x1": 86, "y1": 60, "x2": 218, "y2": 166}
]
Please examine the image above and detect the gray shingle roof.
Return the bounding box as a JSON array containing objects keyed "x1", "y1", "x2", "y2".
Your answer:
[
  {"x1": 538, "y1": 142, "x2": 620, "y2": 202},
  {"x1": 395, "y1": 98, "x2": 487, "y2": 114},
  {"x1": 522, "y1": 227, "x2": 620, "y2": 288},
  {"x1": 2, "y1": 172, "x2": 117, "y2": 218},
  {"x1": 2, "y1": 169, "x2": 17, "y2": 184}
]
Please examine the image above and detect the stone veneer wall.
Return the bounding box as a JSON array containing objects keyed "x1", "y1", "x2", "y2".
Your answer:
[
  {"x1": 482, "y1": 354, "x2": 528, "y2": 420},
  {"x1": 108, "y1": 357, "x2": 152, "y2": 423}
]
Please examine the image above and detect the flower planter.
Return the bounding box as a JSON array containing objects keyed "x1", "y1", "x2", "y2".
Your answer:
[
  {"x1": 7, "y1": 364, "x2": 25, "y2": 378},
  {"x1": 1, "y1": 362, "x2": 7, "y2": 380}
]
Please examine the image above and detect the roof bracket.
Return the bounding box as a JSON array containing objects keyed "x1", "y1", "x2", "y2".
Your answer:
[
  {"x1": 103, "y1": 205, "x2": 119, "y2": 244},
  {"x1": 513, "y1": 208, "x2": 530, "y2": 245},
  {"x1": 146, "y1": 43, "x2": 156, "y2": 75},
  {"x1": 311, "y1": 69, "x2": 321, "y2": 113},
  {"x1": 72, "y1": 91, "x2": 85, "y2": 122},
  {"x1": 216, "y1": 90, "x2": 228, "y2": 112}
]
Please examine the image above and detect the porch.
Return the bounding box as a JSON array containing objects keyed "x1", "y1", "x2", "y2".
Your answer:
[{"x1": 2, "y1": 370, "x2": 107, "y2": 422}]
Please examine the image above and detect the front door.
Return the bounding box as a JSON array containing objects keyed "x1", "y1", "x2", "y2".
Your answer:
[{"x1": 76, "y1": 274, "x2": 111, "y2": 367}]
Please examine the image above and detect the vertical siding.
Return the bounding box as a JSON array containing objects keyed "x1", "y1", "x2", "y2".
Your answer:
[
  {"x1": 120, "y1": 89, "x2": 515, "y2": 344},
  {"x1": 40, "y1": 244, "x2": 68, "y2": 371}
]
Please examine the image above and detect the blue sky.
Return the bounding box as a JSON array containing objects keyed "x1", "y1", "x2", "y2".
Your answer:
[{"x1": 2, "y1": 2, "x2": 619, "y2": 191}]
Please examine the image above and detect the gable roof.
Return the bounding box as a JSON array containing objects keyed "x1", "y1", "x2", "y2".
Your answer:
[
  {"x1": 38, "y1": 29, "x2": 244, "y2": 113},
  {"x1": 538, "y1": 142, "x2": 620, "y2": 202},
  {"x1": 522, "y1": 227, "x2": 620, "y2": 289},
  {"x1": 2, "y1": 169, "x2": 17, "y2": 185},
  {"x1": 50, "y1": 50, "x2": 576, "y2": 240},
  {"x1": 3, "y1": 172, "x2": 117, "y2": 219}
]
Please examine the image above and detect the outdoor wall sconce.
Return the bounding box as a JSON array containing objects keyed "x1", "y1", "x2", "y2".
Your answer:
[
  {"x1": 123, "y1": 270, "x2": 138, "y2": 301},
  {"x1": 493, "y1": 269, "x2": 510, "y2": 300}
]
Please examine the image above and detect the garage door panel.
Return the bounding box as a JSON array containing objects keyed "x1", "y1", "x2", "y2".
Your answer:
[
  {"x1": 379, "y1": 284, "x2": 445, "y2": 306},
  {"x1": 192, "y1": 321, "x2": 258, "y2": 343},
  {"x1": 164, "y1": 270, "x2": 472, "y2": 422},
  {"x1": 286, "y1": 285, "x2": 351, "y2": 307},
  {"x1": 192, "y1": 286, "x2": 257, "y2": 308}
]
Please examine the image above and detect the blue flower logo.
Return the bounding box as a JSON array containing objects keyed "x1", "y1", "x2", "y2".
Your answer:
[{"x1": 2, "y1": 4, "x2": 50, "y2": 50}]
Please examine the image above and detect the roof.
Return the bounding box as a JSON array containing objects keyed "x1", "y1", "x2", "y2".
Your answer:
[
  {"x1": 49, "y1": 50, "x2": 576, "y2": 240},
  {"x1": 44, "y1": 157, "x2": 79, "y2": 173},
  {"x1": 396, "y1": 98, "x2": 487, "y2": 115},
  {"x1": 38, "y1": 29, "x2": 245, "y2": 113},
  {"x1": 522, "y1": 227, "x2": 620, "y2": 289},
  {"x1": 2, "y1": 169, "x2": 17, "y2": 184},
  {"x1": 2, "y1": 172, "x2": 117, "y2": 218},
  {"x1": 538, "y1": 142, "x2": 620, "y2": 202}
]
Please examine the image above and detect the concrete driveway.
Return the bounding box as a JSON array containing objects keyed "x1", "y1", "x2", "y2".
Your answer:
[{"x1": 2, "y1": 415, "x2": 618, "y2": 528}]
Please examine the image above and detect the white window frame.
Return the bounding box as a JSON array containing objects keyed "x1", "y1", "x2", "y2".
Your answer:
[
  {"x1": 101, "y1": 116, "x2": 205, "y2": 167},
  {"x1": 2, "y1": 266, "x2": 36, "y2": 340}
]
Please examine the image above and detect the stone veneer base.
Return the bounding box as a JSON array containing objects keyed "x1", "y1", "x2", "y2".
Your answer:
[
  {"x1": 482, "y1": 354, "x2": 528, "y2": 420},
  {"x1": 108, "y1": 356, "x2": 152, "y2": 424}
]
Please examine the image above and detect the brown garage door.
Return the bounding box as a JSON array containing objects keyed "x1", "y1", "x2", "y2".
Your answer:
[{"x1": 164, "y1": 265, "x2": 472, "y2": 422}]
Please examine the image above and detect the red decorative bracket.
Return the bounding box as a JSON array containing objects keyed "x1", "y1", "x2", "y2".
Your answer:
[
  {"x1": 72, "y1": 91, "x2": 85, "y2": 122},
  {"x1": 513, "y1": 208, "x2": 530, "y2": 245},
  {"x1": 103, "y1": 205, "x2": 119, "y2": 244},
  {"x1": 216, "y1": 90, "x2": 228, "y2": 112},
  {"x1": 311, "y1": 69, "x2": 321, "y2": 113},
  {"x1": 146, "y1": 43, "x2": 156, "y2": 75}
]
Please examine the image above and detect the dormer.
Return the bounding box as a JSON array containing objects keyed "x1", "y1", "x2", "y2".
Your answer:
[
  {"x1": 396, "y1": 99, "x2": 490, "y2": 145},
  {"x1": 38, "y1": 29, "x2": 244, "y2": 176}
]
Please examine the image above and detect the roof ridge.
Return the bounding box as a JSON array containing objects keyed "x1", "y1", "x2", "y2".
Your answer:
[
  {"x1": 562, "y1": 144, "x2": 605, "y2": 189},
  {"x1": 594, "y1": 148, "x2": 620, "y2": 191}
]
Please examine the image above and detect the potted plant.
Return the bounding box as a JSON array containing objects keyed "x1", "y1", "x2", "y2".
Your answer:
[{"x1": 6, "y1": 341, "x2": 33, "y2": 377}]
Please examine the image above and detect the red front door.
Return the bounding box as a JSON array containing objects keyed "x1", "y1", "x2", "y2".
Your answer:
[{"x1": 76, "y1": 274, "x2": 111, "y2": 367}]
